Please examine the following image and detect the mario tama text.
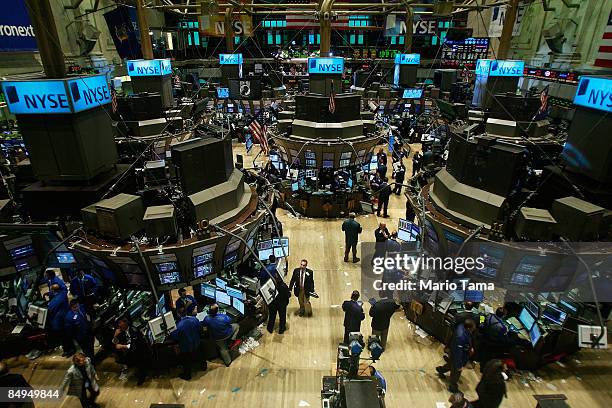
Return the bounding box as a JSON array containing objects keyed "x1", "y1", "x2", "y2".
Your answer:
[
  {"x1": 372, "y1": 278, "x2": 495, "y2": 292},
  {"x1": 372, "y1": 254, "x2": 486, "y2": 275}
]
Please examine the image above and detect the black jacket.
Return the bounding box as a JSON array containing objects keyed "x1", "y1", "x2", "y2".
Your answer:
[
  {"x1": 272, "y1": 280, "x2": 291, "y2": 308},
  {"x1": 342, "y1": 300, "x2": 365, "y2": 331},
  {"x1": 370, "y1": 298, "x2": 400, "y2": 331},
  {"x1": 342, "y1": 219, "x2": 362, "y2": 244},
  {"x1": 378, "y1": 183, "x2": 392, "y2": 201},
  {"x1": 475, "y1": 376, "x2": 506, "y2": 408},
  {"x1": 289, "y1": 267, "x2": 315, "y2": 297}
]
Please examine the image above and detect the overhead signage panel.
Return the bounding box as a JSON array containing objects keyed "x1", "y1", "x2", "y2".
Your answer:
[
  {"x1": 402, "y1": 88, "x2": 424, "y2": 99},
  {"x1": 126, "y1": 59, "x2": 172, "y2": 77},
  {"x1": 308, "y1": 57, "x2": 344, "y2": 74},
  {"x1": 573, "y1": 76, "x2": 612, "y2": 113},
  {"x1": 1, "y1": 74, "x2": 111, "y2": 115},
  {"x1": 394, "y1": 54, "x2": 420, "y2": 65},
  {"x1": 219, "y1": 53, "x2": 244, "y2": 65}
]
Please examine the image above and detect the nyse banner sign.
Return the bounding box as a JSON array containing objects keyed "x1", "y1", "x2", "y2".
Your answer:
[
  {"x1": 385, "y1": 15, "x2": 449, "y2": 37},
  {"x1": 308, "y1": 57, "x2": 344, "y2": 74},
  {"x1": 403, "y1": 88, "x2": 424, "y2": 99},
  {"x1": 219, "y1": 53, "x2": 243, "y2": 65},
  {"x1": 0, "y1": 0, "x2": 37, "y2": 51},
  {"x1": 395, "y1": 54, "x2": 421, "y2": 65},
  {"x1": 573, "y1": 76, "x2": 612, "y2": 113},
  {"x1": 476, "y1": 59, "x2": 524, "y2": 77},
  {"x1": 1, "y1": 75, "x2": 111, "y2": 115},
  {"x1": 200, "y1": 15, "x2": 252, "y2": 37},
  {"x1": 127, "y1": 59, "x2": 172, "y2": 77}
]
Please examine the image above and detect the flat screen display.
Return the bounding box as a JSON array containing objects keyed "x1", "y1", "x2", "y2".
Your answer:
[
  {"x1": 542, "y1": 304, "x2": 568, "y2": 325},
  {"x1": 233, "y1": 297, "x2": 245, "y2": 314},
  {"x1": 216, "y1": 87, "x2": 229, "y2": 99},
  {"x1": 201, "y1": 283, "x2": 216, "y2": 298},
  {"x1": 159, "y1": 272, "x2": 181, "y2": 284},
  {"x1": 226, "y1": 286, "x2": 244, "y2": 300},
  {"x1": 215, "y1": 290, "x2": 231, "y2": 306},
  {"x1": 194, "y1": 263, "x2": 213, "y2": 278},
  {"x1": 215, "y1": 277, "x2": 227, "y2": 290},
  {"x1": 56, "y1": 252, "x2": 76, "y2": 264},
  {"x1": 529, "y1": 323, "x2": 541, "y2": 347},
  {"x1": 477, "y1": 245, "x2": 504, "y2": 279},
  {"x1": 156, "y1": 262, "x2": 178, "y2": 273},
  {"x1": 519, "y1": 307, "x2": 536, "y2": 330}
]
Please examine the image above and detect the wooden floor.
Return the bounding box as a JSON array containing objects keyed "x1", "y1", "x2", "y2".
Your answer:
[{"x1": 10, "y1": 144, "x2": 612, "y2": 408}]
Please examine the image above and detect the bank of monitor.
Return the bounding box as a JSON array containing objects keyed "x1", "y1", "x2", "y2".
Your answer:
[
  {"x1": 398, "y1": 218, "x2": 420, "y2": 242},
  {"x1": 193, "y1": 243, "x2": 216, "y2": 280},
  {"x1": 226, "y1": 285, "x2": 244, "y2": 300},
  {"x1": 201, "y1": 283, "x2": 216, "y2": 299},
  {"x1": 215, "y1": 290, "x2": 231, "y2": 306},
  {"x1": 232, "y1": 297, "x2": 245, "y2": 315},
  {"x1": 257, "y1": 238, "x2": 290, "y2": 260}
]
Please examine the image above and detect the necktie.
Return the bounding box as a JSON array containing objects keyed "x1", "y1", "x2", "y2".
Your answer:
[{"x1": 300, "y1": 269, "x2": 305, "y2": 288}]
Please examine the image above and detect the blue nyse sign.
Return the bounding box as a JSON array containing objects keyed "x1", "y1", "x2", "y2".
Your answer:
[
  {"x1": 127, "y1": 59, "x2": 172, "y2": 77},
  {"x1": 308, "y1": 57, "x2": 344, "y2": 74},
  {"x1": 403, "y1": 88, "x2": 424, "y2": 99},
  {"x1": 219, "y1": 53, "x2": 243, "y2": 65},
  {"x1": 476, "y1": 59, "x2": 524, "y2": 77},
  {"x1": 1, "y1": 75, "x2": 110, "y2": 115},
  {"x1": 394, "y1": 54, "x2": 420, "y2": 65},
  {"x1": 0, "y1": 0, "x2": 37, "y2": 52},
  {"x1": 573, "y1": 76, "x2": 612, "y2": 113}
]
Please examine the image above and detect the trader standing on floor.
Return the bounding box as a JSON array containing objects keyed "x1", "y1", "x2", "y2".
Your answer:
[
  {"x1": 393, "y1": 163, "x2": 406, "y2": 195},
  {"x1": 376, "y1": 178, "x2": 392, "y2": 218},
  {"x1": 289, "y1": 259, "x2": 315, "y2": 317},
  {"x1": 44, "y1": 268, "x2": 67, "y2": 299},
  {"x1": 369, "y1": 298, "x2": 401, "y2": 348},
  {"x1": 342, "y1": 212, "x2": 362, "y2": 263},
  {"x1": 267, "y1": 276, "x2": 290, "y2": 334},
  {"x1": 342, "y1": 290, "x2": 365, "y2": 344},
  {"x1": 64, "y1": 299, "x2": 95, "y2": 359},
  {"x1": 69, "y1": 270, "x2": 97, "y2": 316},
  {"x1": 203, "y1": 304, "x2": 240, "y2": 367},
  {"x1": 436, "y1": 319, "x2": 477, "y2": 393},
  {"x1": 171, "y1": 313, "x2": 206, "y2": 380},
  {"x1": 373, "y1": 223, "x2": 390, "y2": 263},
  {"x1": 175, "y1": 287, "x2": 197, "y2": 317},
  {"x1": 473, "y1": 359, "x2": 507, "y2": 408},
  {"x1": 112, "y1": 317, "x2": 148, "y2": 385},
  {"x1": 47, "y1": 284, "x2": 72, "y2": 357}
]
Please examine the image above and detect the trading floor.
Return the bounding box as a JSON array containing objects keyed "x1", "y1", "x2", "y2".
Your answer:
[{"x1": 5, "y1": 144, "x2": 610, "y2": 408}]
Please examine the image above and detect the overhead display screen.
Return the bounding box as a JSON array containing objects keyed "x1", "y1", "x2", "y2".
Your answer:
[
  {"x1": 573, "y1": 76, "x2": 612, "y2": 113},
  {"x1": 127, "y1": 59, "x2": 172, "y2": 77},
  {"x1": 308, "y1": 57, "x2": 344, "y2": 74},
  {"x1": 219, "y1": 53, "x2": 244, "y2": 65},
  {"x1": 476, "y1": 59, "x2": 524, "y2": 77},
  {"x1": 394, "y1": 54, "x2": 421, "y2": 65}
]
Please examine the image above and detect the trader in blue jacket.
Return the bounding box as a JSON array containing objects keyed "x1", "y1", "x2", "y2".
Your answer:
[
  {"x1": 175, "y1": 287, "x2": 198, "y2": 318},
  {"x1": 436, "y1": 319, "x2": 477, "y2": 393},
  {"x1": 64, "y1": 299, "x2": 94, "y2": 359},
  {"x1": 44, "y1": 269, "x2": 67, "y2": 299},
  {"x1": 342, "y1": 290, "x2": 365, "y2": 344},
  {"x1": 203, "y1": 304, "x2": 239, "y2": 366},
  {"x1": 70, "y1": 270, "x2": 97, "y2": 316},
  {"x1": 47, "y1": 284, "x2": 73, "y2": 356},
  {"x1": 171, "y1": 315, "x2": 206, "y2": 380}
]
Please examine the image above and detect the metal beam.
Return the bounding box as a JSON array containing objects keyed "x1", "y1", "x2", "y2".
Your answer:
[
  {"x1": 136, "y1": 0, "x2": 154, "y2": 59},
  {"x1": 25, "y1": 0, "x2": 66, "y2": 78}
]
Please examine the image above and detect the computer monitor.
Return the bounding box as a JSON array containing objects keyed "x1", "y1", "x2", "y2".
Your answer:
[
  {"x1": 559, "y1": 299, "x2": 578, "y2": 313},
  {"x1": 323, "y1": 160, "x2": 334, "y2": 169},
  {"x1": 525, "y1": 299, "x2": 540, "y2": 319},
  {"x1": 347, "y1": 178, "x2": 353, "y2": 189},
  {"x1": 215, "y1": 290, "x2": 231, "y2": 306},
  {"x1": 291, "y1": 182, "x2": 299, "y2": 192},
  {"x1": 217, "y1": 87, "x2": 229, "y2": 99},
  {"x1": 232, "y1": 297, "x2": 245, "y2": 315},
  {"x1": 194, "y1": 263, "x2": 213, "y2": 278},
  {"x1": 226, "y1": 285, "x2": 244, "y2": 300},
  {"x1": 159, "y1": 272, "x2": 181, "y2": 284},
  {"x1": 215, "y1": 277, "x2": 227, "y2": 290},
  {"x1": 201, "y1": 283, "x2": 216, "y2": 299},
  {"x1": 27, "y1": 305, "x2": 47, "y2": 328},
  {"x1": 148, "y1": 311, "x2": 177, "y2": 342},
  {"x1": 464, "y1": 290, "x2": 484, "y2": 302},
  {"x1": 272, "y1": 238, "x2": 290, "y2": 258},
  {"x1": 519, "y1": 307, "x2": 536, "y2": 330},
  {"x1": 257, "y1": 239, "x2": 274, "y2": 261},
  {"x1": 542, "y1": 304, "x2": 568, "y2": 325},
  {"x1": 360, "y1": 201, "x2": 374, "y2": 214},
  {"x1": 529, "y1": 323, "x2": 541, "y2": 347},
  {"x1": 56, "y1": 252, "x2": 76, "y2": 264}
]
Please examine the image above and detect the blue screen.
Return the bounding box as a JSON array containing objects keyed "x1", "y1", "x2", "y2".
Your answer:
[
  {"x1": 219, "y1": 53, "x2": 243, "y2": 65},
  {"x1": 573, "y1": 76, "x2": 612, "y2": 113},
  {"x1": 226, "y1": 286, "x2": 244, "y2": 300},
  {"x1": 56, "y1": 252, "x2": 76, "y2": 264},
  {"x1": 232, "y1": 297, "x2": 244, "y2": 314},
  {"x1": 2, "y1": 80, "x2": 71, "y2": 114},
  {"x1": 215, "y1": 290, "x2": 231, "y2": 305},
  {"x1": 403, "y1": 88, "x2": 423, "y2": 99},
  {"x1": 291, "y1": 182, "x2": 299, "y2": 191},
  {"x1": 127, "y1": 59, "x2": 172, "y2": 77},
  {"x1": 529, "y1": 323, "x2": 541, "y2": 347},
  {"x1": 347, "y1": 178, "x2": 353, "y2": 189},
  {"x1": 464, "y1": 290, "x2": 484, "y2": 302},
  {"x1": 394, "y1": 54, "x2": 420, "y2": 65},
  {"x1": 519, "y1": 307, "x2": 535, "y2": 330},
  {"x1": 201, "y1": 283, "x2": 216, "y2": 298},
  {"x1": 215, "y1": 277, "x2": 227, "y2": 290},
  {"x1": 217, "y1": 87, "x2": 229, "y2": 99},
  {"x1": 67, "y1": 75, "x2": 111, "y2": 113},
  {"x1": 308, "y1": 57, "x2": 344, "y2": 74},
  {"x1": 476, "y1": 59, "x2": 524, "y2": 77}
]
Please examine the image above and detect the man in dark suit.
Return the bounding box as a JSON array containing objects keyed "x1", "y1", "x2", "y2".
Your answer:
[
  {"x1": 373, "y1": 223, "x2": 390, "y2": 264},
  {"x1": 369, "y1": 298, "x2": 400, "y2": 348},
  {"x1": 289, "y1": 259, "x2": 314, "y2": 317},
  {"x1": 342, "y1": 212, "x2": 362, "y2": 263},
  {"x1": 376, "y1": 178, "x2": 392, "y2": 218},
  {"x1": 436, "y1": 319, "x2": 477, "y2": 393},
  {"x1": 393, "y1": 164, "x2": 406, "y2": 195},
  {"x1": 342, "y1": 290, "x2": 365, "y2": 344},
  {"x1": 267, "y1": 277, "x2": 290, "y2": 334}
]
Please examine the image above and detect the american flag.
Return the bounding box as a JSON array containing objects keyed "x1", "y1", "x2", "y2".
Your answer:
[
  {"x1": 533, "y1": 85, "x2": 549, "y2": 120},
  {"x1": 249, "y1": 109, "x2": 269, "y2": 154},
  {"x1": 329, "y1": 81, "x2": 336, "y2": 114},
  {"x1": 594, "y1": 11, "x2": 612, "y2": 68},
  {"x1": 111, "y1": 86, "x2": 118, "y2": 114}
]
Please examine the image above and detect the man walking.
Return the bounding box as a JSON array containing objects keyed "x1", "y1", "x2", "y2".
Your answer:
[
  {"x1": 376, "y1": 178, "x2": 392, "y2": 218},
  {"x1": 436, "y1": 319, "x2": 477, "y2": 393},
  {"x1": 342, "y1": 212, "x2": 362, "y2": 263},
  {"x1": 267, "y1": 277, "x2": 290, "y2": 334},
  {"x1": 289, "y1": 259, "x2": 315, "y2": 317},
  {"x1": 342, "y1": 290, "x2": 365, "y2": 344}
]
